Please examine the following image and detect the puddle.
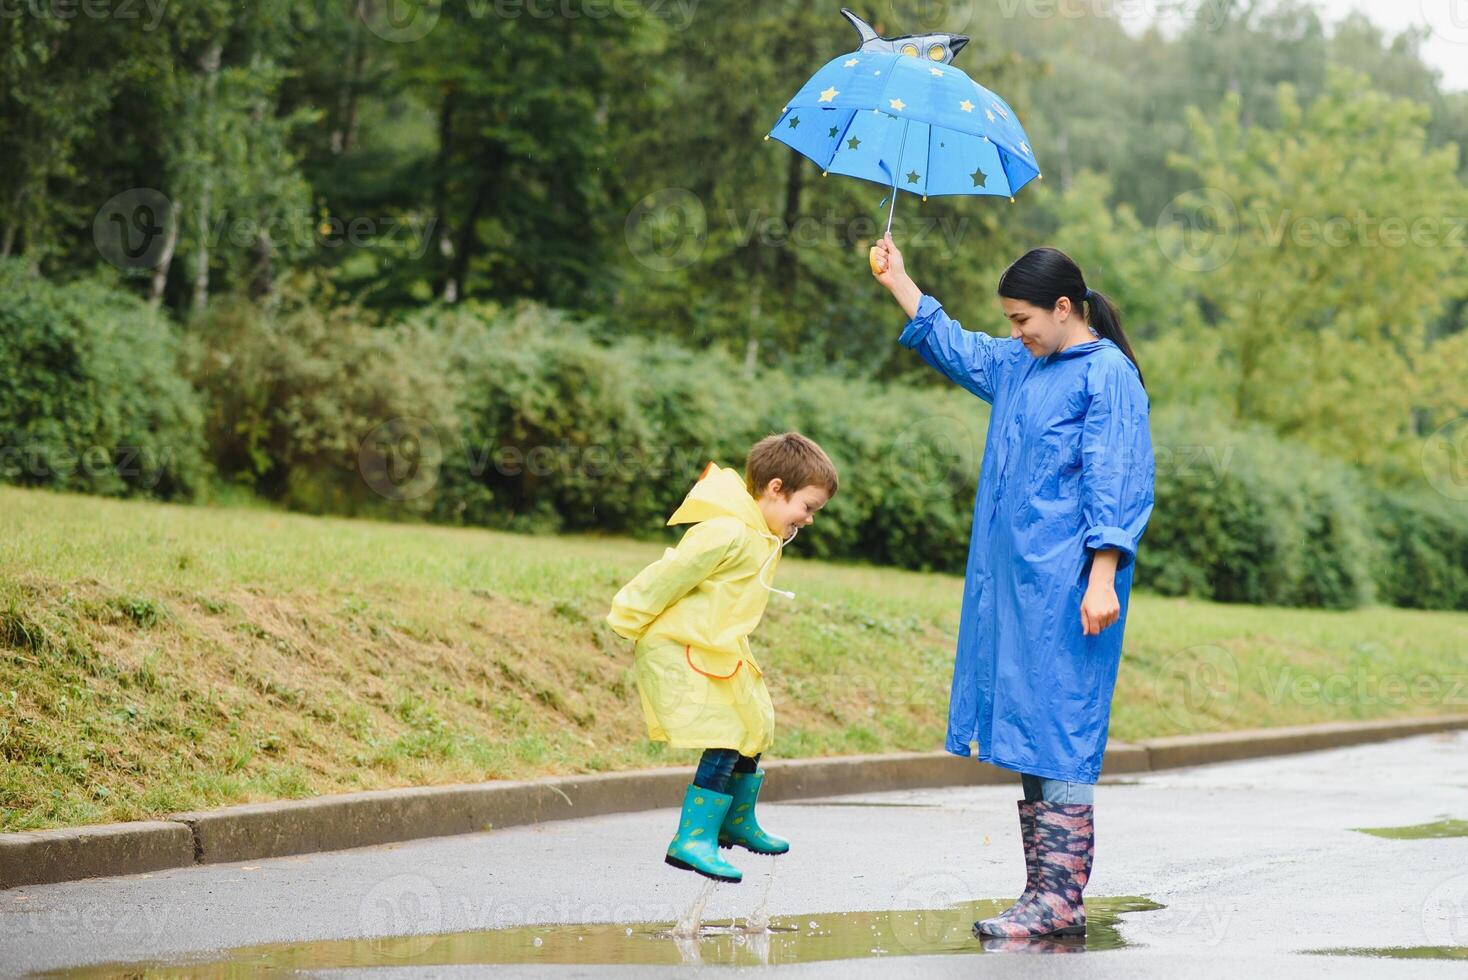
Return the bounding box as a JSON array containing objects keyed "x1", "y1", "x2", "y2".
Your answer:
[
  {"x1": 1305, "y1": 946, "x2": 1468, "y2": 961},
  {"x1": 793, "y1": 801, "x2": 945, "y2": 809},
  {"x1": 52, "y1": 896, "x2": 1164, "y2": 974},
  {"x1": 1352, "y1": 818, "x2": 1468, "y2": 840}
]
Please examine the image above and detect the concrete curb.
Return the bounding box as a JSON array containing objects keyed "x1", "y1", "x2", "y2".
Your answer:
[
  {"x1": 0, "y1": 821, "x2": 194, "y2": 890},
  {"x1": 3, "y1": 713, "x2": 1466, "y2": 890},
  {"x1": 1138, "y1": 714, "x2": 1468, "y2": 771}
]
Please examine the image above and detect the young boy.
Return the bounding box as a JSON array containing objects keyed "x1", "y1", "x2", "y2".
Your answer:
[{"x1": 605, "y1": 432, "x2": 838, "y2": 883}]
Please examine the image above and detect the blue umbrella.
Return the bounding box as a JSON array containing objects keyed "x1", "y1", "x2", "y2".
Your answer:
[{"x1": 767, "y1": 12, "x2": 1041, "y2": 235}]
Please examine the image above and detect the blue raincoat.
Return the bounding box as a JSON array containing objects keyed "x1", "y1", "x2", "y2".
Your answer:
[{"x1": 899, "y1": 294, "x2": 1155, "y2": 783}]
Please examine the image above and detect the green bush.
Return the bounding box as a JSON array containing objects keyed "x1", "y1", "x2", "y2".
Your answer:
[
  {"x1": 405, "y1": 304, "x2": 1468, "y2": 610},
  {"x1": 5, "y1": 263, "x2": 1457, "y2": 610},
  {"x1": 184, "y1": 297, "x2": 456, "y2": 515},
  {"x1": 409, "y1": 302, "x2": 983, "y2": 572},
  {"x1": 0, "y1": 261, "x2": 207, "y2": 500},
  {"x1": 417, "y1": 302, "x2": 673, "y2": 533},
  {"x1": 1144, "y1": 407, "x2": 1378, "y2": 609},
  {"x1": 1367, "y1": 488, "x2": 1468, "y2": 611}
]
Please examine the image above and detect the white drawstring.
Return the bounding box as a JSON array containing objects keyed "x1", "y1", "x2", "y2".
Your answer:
[{"x1": 757, "y1": 524, "x2": 799, "y2": 599}]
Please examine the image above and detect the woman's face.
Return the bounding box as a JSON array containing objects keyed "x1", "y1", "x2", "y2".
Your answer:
[{"x1": 1000, "y1": 296, "x2": 1080, "y2": 358}]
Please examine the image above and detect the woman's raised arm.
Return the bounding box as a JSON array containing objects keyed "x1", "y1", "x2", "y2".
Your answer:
[{"x1": 872, "y1": 233, "x2": 1024, "y2": 405}]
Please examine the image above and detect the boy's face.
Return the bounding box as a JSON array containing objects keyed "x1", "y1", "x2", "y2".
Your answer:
[{"x1": 756, "y1": 480, "x2": 830, "y2": 539}]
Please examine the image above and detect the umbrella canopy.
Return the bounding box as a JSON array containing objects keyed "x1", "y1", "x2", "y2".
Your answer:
[{"x1": 767, "y1": 50, "x2": 1040, "y2": 208}]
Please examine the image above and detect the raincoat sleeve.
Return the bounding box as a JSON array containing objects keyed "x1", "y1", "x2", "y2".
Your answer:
[
  {"x1": 898, "y1": 294, "x2": 1023, "y2": 404},
  {"x1": 1079, "y1": 359, "x2": 1156, "y2": 572},
  {"x1": 605, "y1": 519, "x2": 739, "y2": 641}
]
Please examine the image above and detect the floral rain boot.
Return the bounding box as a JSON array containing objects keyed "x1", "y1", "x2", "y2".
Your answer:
[
  {"x1": 984, "y1": 800, "x2": 1038, "y2": 923},
  {"x1": 665, "y1": 784, "x2": 743, "y2": 883},
  {"x1": 974, "y1": 802, "x2": 1093, "y2": 939},
  {"x1": 717, "y1": 769, "x2": 790, "y2": 855}
]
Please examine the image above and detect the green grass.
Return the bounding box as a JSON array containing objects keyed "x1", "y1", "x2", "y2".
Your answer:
[
  {"x1": 2, "y1": 484, "x2": 1466, "y2": 832},
  {"x1": 1352, "y1": 819, "x2": 1468, "y2": 840}
]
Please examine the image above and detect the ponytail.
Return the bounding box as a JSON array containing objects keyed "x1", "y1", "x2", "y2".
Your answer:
[
  {"x1": 1081, "y1": 288, "x2": 1143, "y2": 388},
  {"x1": 998, "y1": 247, "x2": 1144, "y2": 387}
]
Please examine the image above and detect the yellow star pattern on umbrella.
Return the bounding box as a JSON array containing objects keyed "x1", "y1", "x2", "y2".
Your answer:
[
  {"x1": 819, "y1": 86, "x2": 839, "y2": 103},
  {"x1": 889, "y1": 98, "x2": 906, "y2": 112},
  {"x1": 959, "y1": 99, "x2": 974, "y2": 112}
]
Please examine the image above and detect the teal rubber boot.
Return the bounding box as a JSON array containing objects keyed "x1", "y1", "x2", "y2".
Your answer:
[
  {"x1": 718, "y1": 769, "x2": 790, "y2": 855},
  {"x1": 665, "y1": 784, "x2": 743, "y2": 883}
]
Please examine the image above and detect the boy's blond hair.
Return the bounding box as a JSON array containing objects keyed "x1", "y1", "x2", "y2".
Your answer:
[{"x1": 745, "y1": 432, "x2": 839, "y2": 499}]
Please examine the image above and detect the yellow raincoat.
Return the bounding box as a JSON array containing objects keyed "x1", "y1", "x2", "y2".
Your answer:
[{"x1": 606, "y1": 462, "x2": 796, "y2": 756}]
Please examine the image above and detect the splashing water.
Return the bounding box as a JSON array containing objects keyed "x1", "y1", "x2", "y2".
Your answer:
[
  {"x1": 744, "y1": 858, "x2": 779, "y2": 933},
  {"x1": 672, "y1": 879, "x2": 717, "y2": 938}
]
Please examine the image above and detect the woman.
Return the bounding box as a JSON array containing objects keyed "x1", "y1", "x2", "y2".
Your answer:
[{"x1": 871, "y1": 233, "x2": 1155, "y2": 940}]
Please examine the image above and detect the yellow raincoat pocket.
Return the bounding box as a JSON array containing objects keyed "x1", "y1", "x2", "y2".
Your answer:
[
  {"x1": 684, "y1": 644, "x2": 744, "y2": 679},
  {"x1": 632, "y1": 638, "x2": 773, "y2": 756}
]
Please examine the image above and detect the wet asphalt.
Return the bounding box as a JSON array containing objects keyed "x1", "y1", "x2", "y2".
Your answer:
[{"x1": 3, "y1": 731, "x2": 1466, "y2": 977}]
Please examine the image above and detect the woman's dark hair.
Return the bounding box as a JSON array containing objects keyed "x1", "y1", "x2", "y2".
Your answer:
[{"x1": 997, "y1": 247, "x2": 1143, "y2": 386}]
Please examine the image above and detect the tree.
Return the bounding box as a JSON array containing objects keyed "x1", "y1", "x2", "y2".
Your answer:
[{"x1": 1166, "y1": 68, "x2": 1468, "y2": 472}]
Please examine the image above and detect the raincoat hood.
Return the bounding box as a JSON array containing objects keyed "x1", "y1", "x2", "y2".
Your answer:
[
  {"x1": 667, "y1": 461, "x2": 796, "y2": 599},
  {"x1": 667, "y1": 462, "x2": 768, "y2": 533},
  {"x1": 1044, "y1": 335, "x2": 1121, "y2": 364}
]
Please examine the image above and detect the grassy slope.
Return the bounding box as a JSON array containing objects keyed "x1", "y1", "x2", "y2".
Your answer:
[{"x1": 1, "y1": 485, "x2": 1465, "y2": 832}]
